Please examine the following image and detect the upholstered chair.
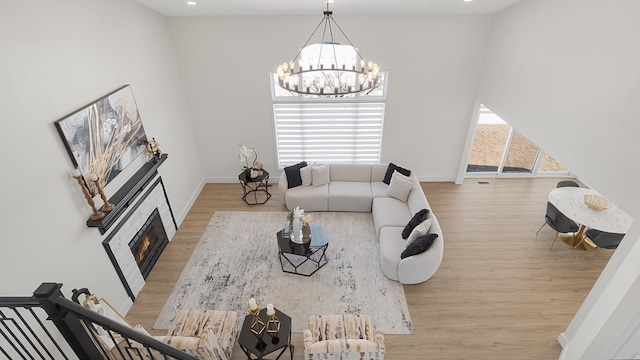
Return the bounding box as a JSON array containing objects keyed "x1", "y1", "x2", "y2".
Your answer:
[
  {"x1": 303, "y1": 314, "x2": 385, "y2": 360},
  {"x1": 153, "y1": 309, "x2": 238, "y2": 360}
]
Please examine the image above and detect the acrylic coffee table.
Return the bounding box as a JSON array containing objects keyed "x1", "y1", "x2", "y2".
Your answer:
[
  {"x1": 276, "y1": 224, "x2": 329, "y2": 277},
  {"x1": 238, "y1": 307, "x2": 293, "y2": 360}
]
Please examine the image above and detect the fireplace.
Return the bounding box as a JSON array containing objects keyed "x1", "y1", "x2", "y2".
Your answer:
[
  {"x1": 103, "y1": 177, "x2": 176, "y2": 300},
  {"x1": 128, "y1": 208, "x2": 168, "y2": 279}
]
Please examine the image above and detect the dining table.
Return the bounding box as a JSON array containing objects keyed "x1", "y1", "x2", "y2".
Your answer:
[{"x1": 548, "y1": 187, "x2": 634, "y2": 250}]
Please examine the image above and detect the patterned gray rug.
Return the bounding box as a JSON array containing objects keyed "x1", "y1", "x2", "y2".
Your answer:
[{"x1": 153, "y1": 211, "x2": 413, "y2": 334}]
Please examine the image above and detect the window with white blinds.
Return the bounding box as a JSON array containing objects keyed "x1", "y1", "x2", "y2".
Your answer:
[{"x1": 273, "y1": 102, "x2": 385, "y2": 168}]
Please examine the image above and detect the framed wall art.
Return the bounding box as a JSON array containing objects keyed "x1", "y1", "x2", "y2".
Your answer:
[{"x1": 55, "y1": 85, "x2": 148, "y2": 196}]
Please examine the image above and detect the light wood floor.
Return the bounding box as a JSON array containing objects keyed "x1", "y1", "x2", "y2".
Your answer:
[{"x1": 126, "y1": 178, "x2": 611, "y2": 359}]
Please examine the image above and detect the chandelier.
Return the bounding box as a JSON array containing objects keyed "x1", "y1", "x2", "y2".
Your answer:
[{"x1": 276, "y1": 1, "x2": 381, "y2": 96}]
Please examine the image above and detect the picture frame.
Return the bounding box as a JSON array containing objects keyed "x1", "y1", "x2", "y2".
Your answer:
[{"x1": 55, "y1": 85, "x2": 148, "y2": 196}]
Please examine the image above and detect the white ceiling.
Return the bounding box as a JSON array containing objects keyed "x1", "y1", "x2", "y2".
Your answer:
[{"x1": 133, "y1": 0, "x2": 521, "y2": 17}]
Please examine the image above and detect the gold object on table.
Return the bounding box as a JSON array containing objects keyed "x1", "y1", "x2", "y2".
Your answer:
[
  {"x1": 584, "y1": 194, "x2": 612, "y2": 211},
  {"x1": 248, "y1": 306, "x2": 266, "y2": 336},
  {"x1": 267, "y1": 313, "x2": 281, "y2": 335}
]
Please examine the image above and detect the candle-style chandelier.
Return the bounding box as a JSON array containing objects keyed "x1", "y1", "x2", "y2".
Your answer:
[{"x1": 276, "y1": 1, "x2": 381, "y2": 96}]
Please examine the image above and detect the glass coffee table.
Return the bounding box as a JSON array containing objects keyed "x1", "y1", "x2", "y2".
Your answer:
[
  {"x1": 276, "y1": 224, "x2": 329, "y2": 277},
  {"x1": 238, "y1": 307, "x2": 293, "y2": 360}
]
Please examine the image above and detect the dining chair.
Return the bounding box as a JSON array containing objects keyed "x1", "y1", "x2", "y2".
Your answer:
[
  {"x1": 556, "y1": 180, "x2": 580, "y2": 188},
  {"x1": 536, "y1": 202, "x2": 580, "y2": 249},
  {"x1": 584, "y1": 228, "x2": 625, "y2": 263}
]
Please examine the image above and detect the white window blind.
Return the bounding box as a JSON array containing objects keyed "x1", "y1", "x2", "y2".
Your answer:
[{"x1": 273, "y1": 102, "x2": 385, "y2": 168}]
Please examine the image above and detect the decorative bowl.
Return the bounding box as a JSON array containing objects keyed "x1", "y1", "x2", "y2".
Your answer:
[{"x1": 584, "y1": 194, "x2": 612, "y2": 211}]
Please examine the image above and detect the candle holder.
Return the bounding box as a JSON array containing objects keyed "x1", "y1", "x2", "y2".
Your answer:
[
  {"x1": 73, "y1": 172, "x2": 104, "y2": 221},
  {"x1": 248, "y1": 306, "x2": 266, "y2": 336},
  {"x1": 267, "y1": 313, "x2": 281, "y2": 335},
  {"x1": 91, "y1": 175, "x2": 114, "y2": 212}
]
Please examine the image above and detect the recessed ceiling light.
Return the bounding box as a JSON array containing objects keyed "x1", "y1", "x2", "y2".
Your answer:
[
  {"x1": 464, "y1": 0, "x2": 473, "y2": 2},
  {"x1": 187, "y1": 1, "x2": 197, "y2": 5}
]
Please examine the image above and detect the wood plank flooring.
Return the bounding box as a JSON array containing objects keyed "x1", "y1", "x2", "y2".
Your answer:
[{"x1": 126, "y1": 178, "x2": 611, "y2": 359}]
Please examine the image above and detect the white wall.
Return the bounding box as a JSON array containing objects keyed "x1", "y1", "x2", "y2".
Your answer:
[
  {"x1": 478, "y1": 0, "x2": 640, "y2": 358},
  {"x1": 0, "y1": 0, "x2": 203, "y2": 312},
  {"x1": 167, "y1": 14, "x2": 492, "y2": 181}
]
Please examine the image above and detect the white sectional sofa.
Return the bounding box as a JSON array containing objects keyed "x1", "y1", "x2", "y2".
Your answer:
[{"x1": 278, "y1": 163, "x2": 443, "y2": 284}]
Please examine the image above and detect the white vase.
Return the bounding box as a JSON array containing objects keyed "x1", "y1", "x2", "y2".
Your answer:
[{"x1": 292, "y1": 218, "x2": 302, "y2": 242}]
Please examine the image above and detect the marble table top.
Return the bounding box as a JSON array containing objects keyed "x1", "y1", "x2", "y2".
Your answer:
[{"x1": 548, "y1": 187, "x2": 634, "y2": 234}]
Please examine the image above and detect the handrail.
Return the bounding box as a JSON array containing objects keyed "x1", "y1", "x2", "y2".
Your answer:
[
  {"x1": 52, "y1": 296, "x2": 198, "y2": 359},
  {"x1": 2, "y1": 283, "x2": 198, "y2": 360}
]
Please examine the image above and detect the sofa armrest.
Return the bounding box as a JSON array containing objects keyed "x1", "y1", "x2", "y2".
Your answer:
[
  {"x1": 373, "y1": 328, "x2": 386, "y2": 354},
  {"x1": 155, "y1": 327, "x2": 228, "y2": 359},
  {"x1": 397, "y1": 228, "x2": 443, "y2": 284},
  {"x1": 303, "y1": 328, "x2": 314, "y2": 353},
  {"x1": 278, "y1": 171, "x2": 288, "y2": 204},
  {"x1": 153, "y1": 335, "x2": 202, "y2": 350}
]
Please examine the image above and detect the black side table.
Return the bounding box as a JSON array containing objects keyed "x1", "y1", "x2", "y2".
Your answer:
[
  {"x1": 238, "y1": 308, "x2": 293, "y2": 360},
  {"x1": 238, "y1": 170, "x2": 271, "y2": 205},
  {"x1": 277, "y1": 229, "x2": 329, "y2": 277}
]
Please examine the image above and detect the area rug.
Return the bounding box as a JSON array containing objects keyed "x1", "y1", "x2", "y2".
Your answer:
[{"x1": 153, "y1": 211, "x2": 413, "y2": 334}]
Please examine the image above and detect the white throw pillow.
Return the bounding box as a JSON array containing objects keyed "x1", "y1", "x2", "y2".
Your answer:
[
  {"x1": 386, "y1": 171, "x2": 414, "y2": 201},
  {"x1": 300, "y1": 166, "x2": 312, "y2": 186},
  {"x1": 311, "y1": 164, "x2": 330, "y2": 186},
  {"x1": 406, "y1": 218, "x2": 432, "y2": 247}
]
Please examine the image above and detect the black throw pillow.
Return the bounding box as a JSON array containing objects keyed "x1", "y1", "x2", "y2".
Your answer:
[
  {"x1": 402, "y1": 209, "x2": 430, "y2": 239},
  {"x1": 401, "y1": 233, "x2": 438, "y2": 259},
  {"x1": 284, "y1": 161, "x2": 307, "y2": 189},
  {"x1": 383, "y1": 163, "x2": 411, "y2": 185}
]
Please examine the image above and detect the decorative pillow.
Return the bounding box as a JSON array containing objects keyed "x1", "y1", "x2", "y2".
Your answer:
[
  {"x1": 402, "y1": 208, "x2": 430, "y2": 239},
  {"x1": 284, "y1": 161, "x2": 307, "y2": 189},
  {"x1": 383, "y1": 163, "x2": 411, "y2": 185},
  {"x1": 300, "y1": 166, "x2": 312, "y2": 186},
  {"x1": 386, "y1": 171, "x2": 414, "y2": 201},
  {"x1": 311, "y1": 164, "x2": 330, "y2": 187},
  {"x1": 406, "y1": 218, "x2": 432, "y2": 247},
  {"x1": 401, "y1": 233, "x2": 438, "y2": 259}
]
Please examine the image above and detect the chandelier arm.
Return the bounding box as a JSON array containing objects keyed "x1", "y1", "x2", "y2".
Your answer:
[
  {"x1": 329, "y1": 16, "x2": 371, "y2": 65},
  {"x1": 289, "y1": 16, "x2": 328, "y2": 65},
  {"x1": 316, "y1": 14, "x2": 333, "y2": 68},
  {"x1": 326, "y1": 13, "x2": 340, "y2": 70}
]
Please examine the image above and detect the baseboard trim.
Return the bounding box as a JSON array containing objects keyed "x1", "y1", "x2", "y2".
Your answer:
[{"x1": 176, "y1": 178, "x2": 205, "y2": 226}]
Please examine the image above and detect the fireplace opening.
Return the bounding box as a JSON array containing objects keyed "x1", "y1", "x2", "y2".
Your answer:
[{"x1": 129, "y1": 208, "x2": 168, "y2": 279}]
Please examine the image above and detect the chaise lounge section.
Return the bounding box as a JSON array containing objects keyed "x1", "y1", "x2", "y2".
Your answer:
[{"x1": 278, "y1": 162, "x2": 443, "y2": 284}]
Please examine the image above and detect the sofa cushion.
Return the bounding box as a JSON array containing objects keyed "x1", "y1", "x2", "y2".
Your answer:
[
  {"x1": 308, "y1": 339, "x2": 381, "y2": 353},
  {"x1": 383, "y1": 163, "x2": 411, "y2": 185},
  {"x1": 370, "y1": 182, "x2": 389, "y2": 199},
  {"x1": 402, "y1": 209, "x2": 430, "y2": 239},
  {"x1": 407, "y1": 184, "x2": 430, "y2": 215},
  {"x1": 406, "y1": 218, "x2": 432, "y2": 247},
  {"x1": 386, "y1": 171, "x2": 414, "y2": 201},
  {"x1": 285, "y1": 184, "x2": 329, "y2": 211},
  {"x1": 401, "y1": 233, "x2": 438, "y2": 259},
  {"x1": 372, "y1": 197, "x2": 412, "y2": 237},
  {"x1": 379, "y1": 227, "x2": 405, "y2": 281},
  {"x1": 284, "y1": 161, "x2": 307, "y2": 188},
  {"x1": 371, "y1": 164, "x2": 388, "y2": 182},
  {"x1": 311, "y1": 164, "x2": 330, "y2": 186},
  {"x1": 330, "y1": 163, "x2": 372, "y2": 182},
  {"x1": 328, "y1": 182, "x2": 373, "y2": 212},
  {"x1": 300, "y1": 166, "x2": 312, "y2": 186}
]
